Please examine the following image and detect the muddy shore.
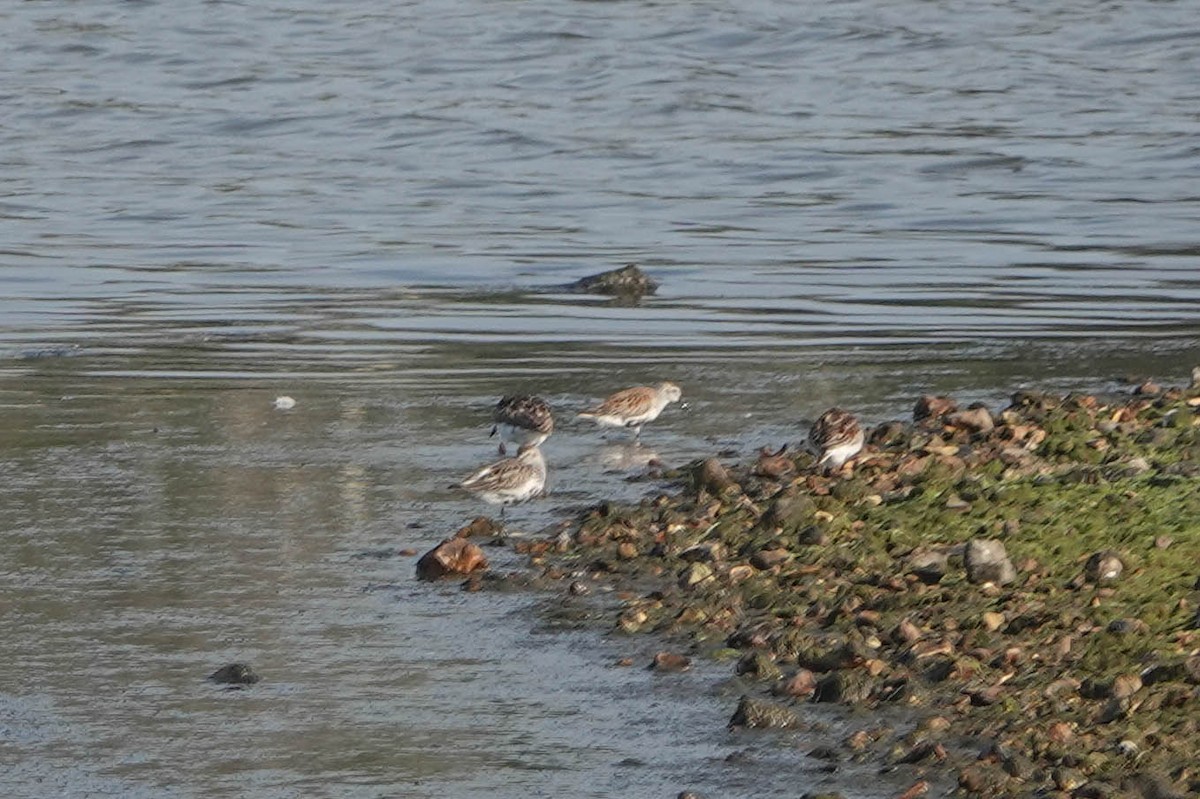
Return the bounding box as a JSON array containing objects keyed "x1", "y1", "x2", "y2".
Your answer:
[{"x1": 449, "y1": 373, "x2": 1200, "y2": 798}]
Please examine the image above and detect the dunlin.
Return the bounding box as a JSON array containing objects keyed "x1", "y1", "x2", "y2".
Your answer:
[
  {"x1": 578, "y1": 382, "x2": 681, "y2": 440},
  {"x1": 807, "y1": 407, "x2": 864, "y2": 470},
  {"x1": 460, "y1": 444, "x2": 547, "y2": 518},
  {"x1": 490, "y1": 395, "x2": 553, "y2": 455}
]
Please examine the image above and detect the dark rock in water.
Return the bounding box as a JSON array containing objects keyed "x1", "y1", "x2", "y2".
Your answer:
[
  {"x1": 728, "y1": 695, "x2": 799, "y2": 729},
  {"x1": 568, "y1": 263, "x2": 658, "y2": 297},
  {"x1": 415, "y1": 538, "x2": 489, "y2": 580},
  {"x1": 208, "y1": 663, "x2": 260, "y2": 685},
  {"x1": 963, "y1": 538, "x2": 1017, "y2": 585}
]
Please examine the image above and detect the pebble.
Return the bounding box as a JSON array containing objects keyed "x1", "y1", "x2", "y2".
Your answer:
[
  {"x1": 1086, "y1": 550, "x2": 1125, "y2": 582},
  {"x1": 981, "y1": 611, "x2": 1006, "y2": 632},
  {"x1": 963, "y1": 538, "x2": 1018, "y2": 586},
  {"x1": 272, "y1": 395, "x2": 296, "y2": 410}
]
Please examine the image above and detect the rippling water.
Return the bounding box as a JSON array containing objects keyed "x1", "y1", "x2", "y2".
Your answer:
[{"x1": 2, "y1": 0, "x2": 1199, "y2": 795}]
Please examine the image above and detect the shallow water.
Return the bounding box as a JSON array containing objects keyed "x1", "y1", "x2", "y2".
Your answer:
[{"x1": 2, "y1": 0, "x2": 1200, "y2": 796}]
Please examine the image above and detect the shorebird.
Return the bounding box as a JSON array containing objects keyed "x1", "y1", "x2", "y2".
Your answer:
[
  {"x1": 807, "y1": 407, "x2": 864, "y2": 471},
  {"x1": 460, "y1": 444, "x2": 547, "y2": 519},
  {"x1": 578, "y1": 382, "x2": 682, "y2": 440},
  {"x1": 490, "y1": 395, "x2": 553, "y2": 455}
]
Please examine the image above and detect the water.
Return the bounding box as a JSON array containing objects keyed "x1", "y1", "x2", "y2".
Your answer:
[{"x1": 2, "y1": 0, "x2": 1199, "y2": 796}]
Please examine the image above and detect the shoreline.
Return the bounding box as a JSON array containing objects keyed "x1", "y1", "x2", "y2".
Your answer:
[{"x1": 477, "y1": 372, "x2": 1200, "y2": 798}]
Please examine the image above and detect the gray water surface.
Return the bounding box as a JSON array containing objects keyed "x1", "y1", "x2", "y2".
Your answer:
[{"x1": 3, "y1": 0, "x2": 1200, "y2": 796}]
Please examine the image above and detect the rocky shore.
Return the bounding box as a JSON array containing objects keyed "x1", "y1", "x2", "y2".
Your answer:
[{"x1": 432, "y1": 372, "x2": 1200, "y2": 798}]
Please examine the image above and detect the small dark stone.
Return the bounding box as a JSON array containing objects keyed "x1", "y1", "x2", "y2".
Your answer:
[
  {"x1": 568, "y1": 580, "x2": 590, "y2": 596},
  {"x1": 208, "y1": 663, "x2": 260, "y2": 685}
]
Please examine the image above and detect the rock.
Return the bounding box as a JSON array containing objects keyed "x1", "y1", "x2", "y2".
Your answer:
[
  {"x1": 957, "y1": 765, "x2": 1000, "y2": 794},
  {"x1": 568, "y1": 580, "x2": 590, "y2": 596},
  {"x1": 1135, "y1": 380, "x2": 1162, "y2": 396},
  {"x1": 679, "y1": 562, "x2": 715, "y2": 589},
  {"x1": 1111, "y1": 673, "x2": 1143, "y2": 699},
  {"x1": 963, "y1": 539, "x2": 1017, "y2": 585},
  {"x1": 1107, "y1": 617, "x2": 1148, "y2": 635},
  {"x1": 415, "y1": 538, "x2": 489, "y2": 580},
  {"x1": 1047, "y1": 721, "x2": 1074, "y2": 744},
  {"x1": 813, "y1": 670, "x2": 874, "y2": 704},
  {"x1": 1053, "y1": 767, "x2": 1087, "y2": 791},
  {"x1": 906, "y1": 550, "x2": 949, "y2": 585},
  {"x1": 773, "y1": 668, "x2": 817, "y2": 698},
  {"x1": 914, "y1": 395, "x2": 958, "y2": 422},
  {"x1": 754, "y1": 444, "x2": 794, "y2": 478},
  {"x1": 569, "y1": 263, "x2": 658, "y2": 297},
  {"x1": 1085, "y1": 550, "x2": 1125, "y2": 582},
  {"x1": 896, "y1": 781, "x2": 930, "y2": 799},
  {"x1": 693, "y1": 457, "x2": 739, "y2": 495},
  {"x1": 948, "y1": 405, "x2": 995, "y2": 434},
  {"x1": 981, "y1": 612, "x2": 1006, "y2": 632},
  {"x1": 750, "y1": 547, "x2": 790, "y2": 570},
  {"x1": 455, "y1": 516, "x2": 502, "y2": 538},
  {"x1": 680, "y1": 542, "x2": 723, "y2": 562},
  {"x1": 728, "y1": 696, "x2": 799, "y2": 729},
  {"x1": 763, "y1": 489, "x2": 817, "y2": 533},
  {"x1": 890, "y1": 739, "x2": 947, "y2": 765},
  {"x1": 616, "y1": 541, "x2": 638, "y2": 560},
  {"x1": 651, "y1": 651, "x2": 692, "y2": 672},
  {"x1": 736, "y1": 650, "x2": 782, "y2": 681},
  {"x1": 894, "y1": 618, "x2": 924, "y2": 644},
  {"x1": 208, "y1": 663, "x2": 260, "y2": 685}
]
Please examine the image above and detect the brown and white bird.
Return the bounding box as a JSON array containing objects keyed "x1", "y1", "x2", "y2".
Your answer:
[
  {"x1": 460, "y1": 444, "x2": 547, "y2": 518},
  {"x1": 578, "y1": 382, "x2": 682, "y2": 440},
  {"x1": 490, "y1": 395, "x2": 553, "y2": 455},
  {"x1": 807, "y1": 407, "x2": 864, "y2": 470}
]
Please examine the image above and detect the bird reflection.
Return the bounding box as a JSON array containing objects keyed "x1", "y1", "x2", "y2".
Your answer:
[{"x1": 597, "y1": 442, "x2": 661, "y2": 472}]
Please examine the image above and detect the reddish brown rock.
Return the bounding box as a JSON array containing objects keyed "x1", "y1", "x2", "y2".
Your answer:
[
  {"x1": 415, "y1": 538, "x2": 489, "y2": 580},
  {"x1": 650, "y1": 651, "x2": 692, "y2": 672},
  {"x1": 773, "y1": 668, "x2": 818, "y2": 698}
]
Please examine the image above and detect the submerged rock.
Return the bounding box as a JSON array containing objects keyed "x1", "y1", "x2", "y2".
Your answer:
[
  {"x1": 208, "y1": 663, "x2": 260, "y2": 685},
  {"x1": 568, "y1": 263, "x2": 659, "y2": 297}
]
